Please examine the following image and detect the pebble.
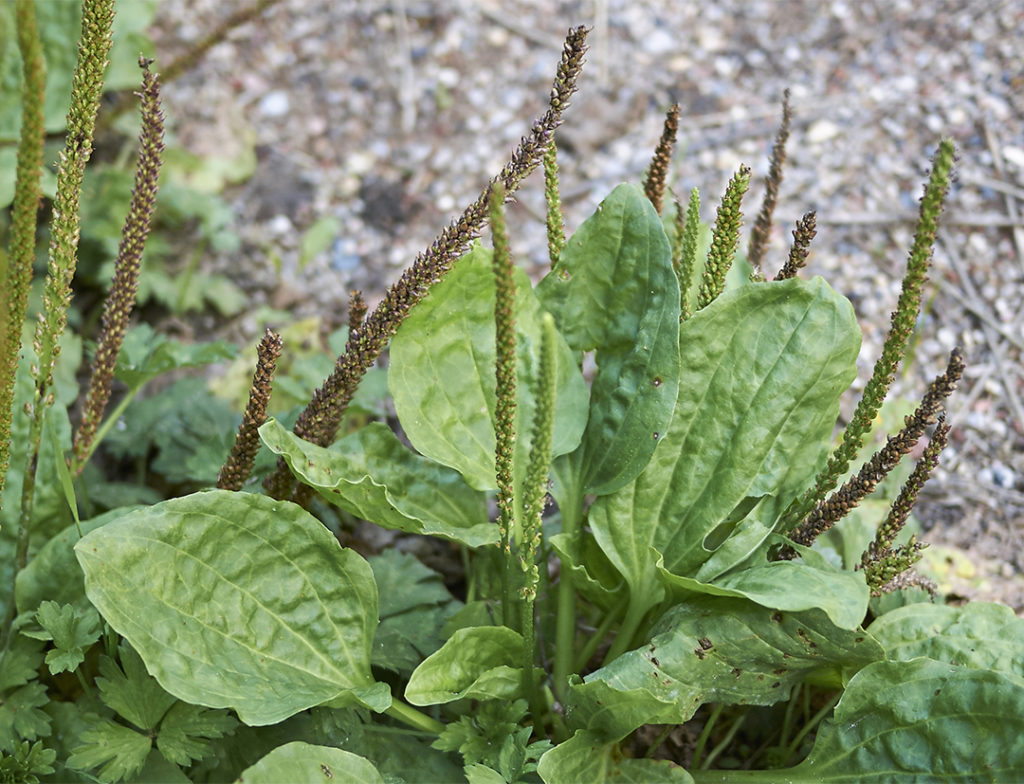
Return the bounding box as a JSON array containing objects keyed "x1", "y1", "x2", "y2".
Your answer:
[{"x1": 257, "y1": 90, "x2": 290, "y2": 117}]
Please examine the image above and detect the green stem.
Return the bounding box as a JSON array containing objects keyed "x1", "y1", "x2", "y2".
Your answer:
[
  {"x1": 783, "y1": 691, "x2": 839, "y2": 765},
  {"x1": 691, "y1": 703, "x2": 724, "y2": 770},
  {"x1": 702, "y1": 708, "x2": 748, "y2": 770},
  {"x1": 644, "y1": 723, "x2": 676, "y2": 759},
  {"x1": 552, "y1": 477, "x2": 582, "y2": 701},
  {"x1": 601, "y1": 593, "x2": 647, "y2": 665},
  {"x1": 384, "y1": 699, "x2": 445, "y2": 736},
  {"x1": 520, "y1": 594, "x2": 546, "y2": 738},
  {"x1": 778, "y1": 683, "x2": 801, "y2": 749},
  {"x1": 70, "y1": 383, "x2": 143, "y2": 475},
  {"x1": 573, "y1": 595, "x2": 628, "y2": 672}
]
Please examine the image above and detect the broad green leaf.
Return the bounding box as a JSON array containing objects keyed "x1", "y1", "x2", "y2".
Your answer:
[
  {"x1": 15, "y1": 507, "x2": 138, "y2": 616},
  {"x1": 260, "y1": 419, "x2": 494, "y2": 547},
  {"x1": 67, "y1": 719, "x2": 151, "y2": 783},
  {"x1": 659, "y1": 559, "x2": 870, "y2": 631},
  {"x1": 781, "y1": 659, "x2": 1024, "y2": 781},
  {"x1": 405, "y1": 627, "x2": 526, "y2": 706},
  {"x1": 589, "y1": 277, "x2": 860, "y2": 619},
  {"x1": 869, "y1": 601, "x2": 1024, "y2": 676},
  {"x1": 236, "y1": 741, "x2": 384, "y2": 784},
  {"x1": 114, "y1": 324, "x2": 236, "y2": 389},
  {"x1": 389, "y1": 244, "x2": 588, "y2": 492},
  {"x1": 537, "y1": 184, "x2": 680, "y2": 494},
  {"x1": 537, "y1": 730, "x2": 693, "y2": 783},
  {"x1": 568, "y1": 596, "x2": 882, "y2": 742},
  {"x1": 369, "y1": 551, "x2": 462, "y2": 676},
  {"x1": 76, "y1": 490, "x2": 389, "y2": 726}
]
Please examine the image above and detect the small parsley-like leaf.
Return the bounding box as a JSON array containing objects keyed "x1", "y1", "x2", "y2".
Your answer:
[
  {"x1": 0, "y1": 740, "x2": 57, "y2": 783},
  {"x1": 23, "y1": 601, "x2": 101, "y2": 675},
  {"x1": 155, "y1": 702, "x2": 237, "y2": 766},
  {"x1": 465, "y1": 763, "x2": 507, "y2": 784},
  {"x1": 96, "y1": 643, "x2": 175, "y2": 731},
  {"x1": 66, "y1": 719, "x2": 151, "y2": 783},
  {"x1": 0, "y1": 636, "x2": 44, "y2": 692},
  {"x1": 433, "y1": 700, "x2": 528, "y2": 770},
  {"x1": 0, "y1": 683, "x2": 51, "y2": 743}
]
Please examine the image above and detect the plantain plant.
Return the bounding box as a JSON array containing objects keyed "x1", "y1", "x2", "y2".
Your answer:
[{"x1": 1, "y1": 3, "x2": 1022, "y2": 783}]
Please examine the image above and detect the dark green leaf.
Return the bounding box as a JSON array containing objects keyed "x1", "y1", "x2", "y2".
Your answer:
[
  {"x1": 95, "y1": 643, "x2": 176, "y2": 732},
  {"x1": 0, "y1": 635, "x2": 44, "y2": 692},
  {"x1": 114, "y1": 324, "x2": 236, "y2": 389},
  {"x1": 66, "y1": 720, "x2": 151, "y2": 784},
  {"x1": 0, "y1": 683, "x2": 50, "y2": 746},
  {"x1": 260, "y1": 419, "x2": 495, "y2": 547},
  {"x1": 155, "y1": 702, "x2": 237, "y2": 767},
  {"x1": 405, "y1": 627, "x2": 526, "y2": 706},
  {"x1": 76, "y1": 490, "x2": 389, "y2": 726},
  {"x1": 537, "y1": 184, "x2": 680, "y2": 494},
  {"x1": 568, "y1": 596, "x2": 882, "y2": 742},
  {"x1": 389, "y1": 244, "x2": 588, "y2": 492},
  {"x1": 24, "y1": 601, "x2": 101, "y2": 675}
]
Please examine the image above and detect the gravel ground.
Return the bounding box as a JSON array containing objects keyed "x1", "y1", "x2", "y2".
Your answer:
[{"x1": 148, "y1": 1, "x2": 1024, "y2": 611}]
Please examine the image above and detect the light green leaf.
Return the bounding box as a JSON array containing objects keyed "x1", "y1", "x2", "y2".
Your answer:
[
  {"x1": 389, "y1": 244, "x2": 588, "y2": 492},
  {"x1": 589, "y1": 277, "x2": 860, "y2": 619},
  {"x1": 405, "y1": 627, "x2": 526, "y2": 706},
  {"x1": 95, "y1": 643, "x2": 176, "y2": 732},
  {"x1": 155, "y1": 702, "x2": 237, "y2": 767},
  {"x1": 568, "y1": 596, "x2": 882, "y2": 742},
  {"x1": 260, "y1": 419, "x2": 494, "y2": 547},
  {"x1": 466, "y1": 763, "x2": 508, "y2": 784},
  {"x1": 236, "y1": 741, "x2": 384, "y2": 784},
  {"x1": 67, "y1": 719, "x2": 151, "y2": 784},
  {"x1": 76, "y1": 490, "x2": 389, "y2": 726},
  {"x1": 869, "y1": 601, "x2": 1024, "y2": 676},
  {"x1": 537, "y1": 731, "x2": 693, "y2": 783},
  {"x1": 299, "y1": 215, "x2": 342, "y2": 270},
  {"x1": 782, "y1": 659, "x2": 1024, "y2": 781},
  {"x1": 537, "y1": 183, "x2": 680, "y2": 494},
  {"x1": 659, "y1": 559, "x2": 870, "y2": 631}
]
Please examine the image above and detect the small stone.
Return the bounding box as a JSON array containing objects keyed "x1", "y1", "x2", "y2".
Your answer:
[
  {"x1": 807, "y1": 120, "x2": 840, "y2": 143},
  {"x1": 258, "y1": 90, "x2": 290, "y2": 117}
]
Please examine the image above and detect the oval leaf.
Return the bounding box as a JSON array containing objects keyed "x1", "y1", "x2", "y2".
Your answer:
[
  {"x1": 75, "y1": 490, "x2": 388, "y2": 725},
  {"x1": 538, "y1": 730, "x2": 693, "y2": 783},
  {"x1": 389, "y1": 244, "x2": 588, "y2": 491},
  {"x1": 405, "y1": 626, "x2": 525, "y2": 706},
  {"x1": 236, "y1": 742, "x2": 384, "y2": 784},
  {"x1": 568, "y1": 596, "x2": 882, "y2": 742},
  {"x1": 788, "y1": 659, "x2": 1024, "y2": 780},
  {"x1": 537, "y1": 183, "x2": 680, "y2": 494},
  {"x1": 869, "y1": 601, "x2": 1024, "y2": 676},
  {"x1": 260, "y1": 419, "x2": 495, "y2": 547},
  {"x1": 589, "y1": 277, "x2": 860, "y2": 618}
]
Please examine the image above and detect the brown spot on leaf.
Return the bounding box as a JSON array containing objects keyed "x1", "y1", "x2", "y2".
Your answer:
[{"x1": 698, "y1": 637, "x2": 713, "y2": 650}]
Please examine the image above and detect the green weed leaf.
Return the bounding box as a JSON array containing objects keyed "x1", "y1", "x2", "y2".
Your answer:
[
  {"x1": 95, "y1": 643, "x2": 176, "y2": 731},
  {"x1": 589, "y1": 277, "x2": 860, "y2": 619},
  {"x1": 389, "y1": 244, "x2": 587, "y2": 492},
  {"x1": 155, "y1": 702, "x2": 236, "y2": 767},
  {"x1": 0, "y1": 683, "x2": 50, "y2": 746},
  {"x1": 783, "y1": 659, "x2": 1024, "y2": 781},
  {"x1": 76, "y1": 490, "x2": 388, "y2": 725},
  {"x1": 537, "y1": 183, "x2": 680, "y2": 494},
  {"x1": 537, "y1": 730, "x2": 693, "y2": 783},
  {"x1": 22, "y1": 601, "x2": 100, "y2": 675},
  {"x1": 260, "y1": 419, "x2": 494, "y2": 547},
  {"x1": 235, "y1": 741, "x2": 384, "y2": 784},
  {"x1": 869, "y1": 601, "x2": 1024, "y2": 675},
  {"x1": 405, "y1": 627, "x2": 526, "y2": 706},
  {"x1": 66, "y1": 719, "x2": 151, "y2": 784},
  {"x1": 114, "y1": 324, "x2": 236, "y2": 389},
  {"x1": 568, "y1": 596, "x2": 882, "y2": 742},
  {"x1": 0, "y1": 740, "x2": 57, "y2": 783}
]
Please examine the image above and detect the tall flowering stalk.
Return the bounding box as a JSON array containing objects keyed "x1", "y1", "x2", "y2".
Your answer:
[
  {"x1": 747, "y1": 90, "x2": 792, "y2": 278},
  {"x1": 674, "y1": 187, "x2": 701, "y2": 320},
  {"x1": 697, "y1": 166, "x2": 750, "y2": 310},
  {"x1": 72, "y1": 57, "x2": 165, "y2": 473},
  {"x1": 266, "y1": 26, "x2": 588, "y2": 502},
  {"x1": 17, "y1": 0, "x2": 113, "y2": 564},
  {"x1": 644, "y1": 103, "x2": 680, "y2": 216},
  {"x1": 217, "y1": 330, "x2": 282, "y2": 491},
  {"x1": 775, "y1": 210, "x2": 817, "y2": 281},
  {"x1": 779, "y1": 139, "x2": 956, "y2": 534},
  {"x1": 0, "y1": 0, "x2": 46, "y2": 505},
  {"x1": 543, "y1": 138, "x2": 566, "y2": 268}
]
